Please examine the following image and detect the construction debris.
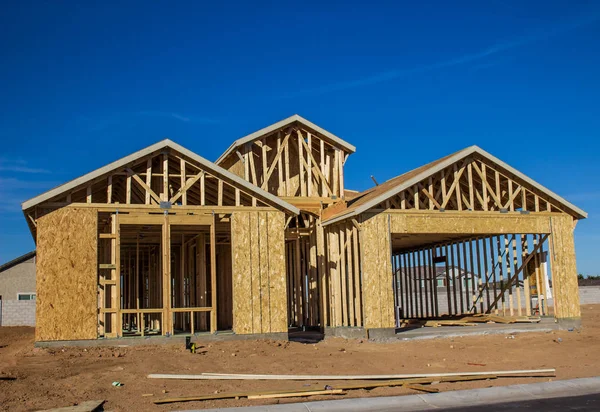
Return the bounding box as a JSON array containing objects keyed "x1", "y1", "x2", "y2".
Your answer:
[
  {"x1": 0, "y1": 375, "x2": 16, "y2": 381},
  {"x1": 153, "y1": 375, "x2": 498, "y2": 404},
  {"x1": 409, "y1": 314, "x2": 542, "y2": 328},
  {"x1": 247, "y1": 389, "x2": 345, "y2": 400},
  {"x1": 151, "y1": 372, "x2": 556, "y2": 405},
  {"x1": 148, "y1": 368, "x2": 555, "y2": 381}
]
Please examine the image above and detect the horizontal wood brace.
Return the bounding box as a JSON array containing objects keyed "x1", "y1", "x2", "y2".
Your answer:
[
  {"x1": 120, "y1": 308, "x2": 164, "y2": 314},
  {"x1": 170, "y1": 307, "x2": 213, "y2": 313}
]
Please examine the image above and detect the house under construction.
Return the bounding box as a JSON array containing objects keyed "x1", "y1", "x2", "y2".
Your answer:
[{"x1": 22, "y1": 115, "x2": 586, "y2": 343}]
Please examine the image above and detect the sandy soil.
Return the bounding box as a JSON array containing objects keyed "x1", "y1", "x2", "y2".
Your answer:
[{"x1": 2, "y1": 306, "x2": 600, "y2": 411}]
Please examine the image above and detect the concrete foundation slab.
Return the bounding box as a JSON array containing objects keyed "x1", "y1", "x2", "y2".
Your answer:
[
  {"x1": 35, "y1": 331, "x2": 289, "y2": 348},
  {"x1": 323, "y1": 327, "x2": 367, "y2": 339},
  {"x1": 373, "y1": 318, "x2": 558, "y2": 342}
]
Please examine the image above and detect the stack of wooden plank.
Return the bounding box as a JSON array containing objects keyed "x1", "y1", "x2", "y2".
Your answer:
[
  {"x1": 148, "y1": 368, "x2": 555, "y2": 405},
  {"x1": 415, "y1": 314, "x2": 542, "y2": 328}
]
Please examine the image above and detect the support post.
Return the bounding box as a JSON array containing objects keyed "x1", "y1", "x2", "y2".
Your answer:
[
  {"x1": 210, "y1": 212, "x2": 217, "y2": 333},
  {"x1": 550, "y1": 215, "x2": 581, "y2": 329}
]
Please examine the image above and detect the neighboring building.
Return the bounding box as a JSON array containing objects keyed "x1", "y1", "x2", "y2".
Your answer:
[
  {"x1": 20, "y1": 115, "x2": 586, "y2": 343},
  {"x1": 0, "y1": 251, "x2": 36, "y2": 326}
]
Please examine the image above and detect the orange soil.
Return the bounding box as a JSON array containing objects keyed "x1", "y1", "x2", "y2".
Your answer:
[{"x1": 2, "y1": 305, "x2": 600, "y2": 411}]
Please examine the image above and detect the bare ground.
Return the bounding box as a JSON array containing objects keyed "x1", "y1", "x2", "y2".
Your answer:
[{"x1": 2, "y1": 305, "x2": 600, "y2": 411}]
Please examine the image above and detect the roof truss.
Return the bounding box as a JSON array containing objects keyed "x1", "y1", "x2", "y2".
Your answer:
[
  {"x1": 227, "y1": 124, "x2": 348, "y2": 199},
  {"x1": 373, "y1": 154, "x2": 566, "y2": 213},
  {"x1": 22, "y1": 140, "x2": 299, "y2": 235},
  {"x1": 323, "y1": 146, "x2": 586, "y2": 225}
]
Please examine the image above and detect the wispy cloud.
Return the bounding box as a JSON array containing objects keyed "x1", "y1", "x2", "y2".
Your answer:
[
  {"x1": 0, "y1": 178, "x2": 58, "y2": 190},
  {"x1": 0, "y1": 178, "x2": 59, "y2": 213},
  {"x1": 0, "y1": 158, "x2": 49, "y2": 174},
  {"x1": 279, "y1": 13, "x2": 600, "y2": 99},
  {"x1": 137, "y1": 111, "x2": 218, "y2": 124}
]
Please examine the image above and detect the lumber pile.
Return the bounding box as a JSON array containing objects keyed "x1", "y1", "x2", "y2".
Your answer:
[
  {"x1": 416, "y1": 314, "x2": 541, "y2": 328},
  {"x1": 149, "y1": 368, "x2": 555, "y2": 405}
]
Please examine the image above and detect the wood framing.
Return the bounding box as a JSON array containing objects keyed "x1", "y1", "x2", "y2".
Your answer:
[
  {"x1": 217, "y1": 116, "x2": 353, "y2": 200},
  {"x1": 22, "y1": 116, "x2": 586, "y2": 342}
]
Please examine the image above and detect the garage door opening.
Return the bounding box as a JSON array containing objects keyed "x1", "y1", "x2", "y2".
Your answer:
[{"x1": 391, "y1": 233, "x2": 552, "y2": 328}]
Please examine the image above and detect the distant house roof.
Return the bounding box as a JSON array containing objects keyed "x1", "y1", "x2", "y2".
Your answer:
[
  {"x1": 215, "y1": 114, "x2": 357, "y2": 165},
  {"x1": 322, "y1": 145, "x2": 587, "y2": 225},
  {"x1": 0, "y1": 251, "x2": 36, "y2": 273},
  {"x1": 396, "y1": 265, "x2": 474, "y2": 280}
]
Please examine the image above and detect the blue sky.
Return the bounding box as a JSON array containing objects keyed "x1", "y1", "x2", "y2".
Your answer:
[{"x1": 1, "y1": 1, "x2": 599, "y2": 274}]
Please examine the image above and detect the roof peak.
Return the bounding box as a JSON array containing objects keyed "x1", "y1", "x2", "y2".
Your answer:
[{"x1": 215, "y1": 114, "x2": 356, "y2": 165}]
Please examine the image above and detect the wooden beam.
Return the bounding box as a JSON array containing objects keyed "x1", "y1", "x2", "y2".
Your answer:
[
  {"x1": 299, "y1": 137, "x2": 332, "y2": 196},
  {"x1": 210, "y1": 213, "x2": 217, "y2": 333},
  {"x1": 441, "y1": 162, "x2": 467, "y2": 209},
  {"x1": 261, "y1": 133, "x2": 291, "y2": 190},
  {"x1": 298, "y1": 130, "x2": 306, "y2": 196},
  {"x1": 171, "y1": 171, "x2": 205, "y2": 204},
  {"x1": 180, "y1": 158, "x2": 187, "y2": 205},
  {"x1": 145, "y1": 159, "x2": 152, "y2": 204},
  {"x1": 107, "y1": 176, "x2": 113, "y2": 204},
  {"x1": 320, "y1": 139, "x2": 326, "y2": 197},
  {"x1": 277, "y1": 132, "x2": 284, "y2": 196},
  {"x1": 127, "y1": 168, "x2": 161, "y2": 204},
  {"x1": 162, "y1": 153, "x2": 169, "y2": 202}
]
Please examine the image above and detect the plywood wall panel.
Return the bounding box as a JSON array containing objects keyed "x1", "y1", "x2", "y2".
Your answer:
[
  {"x1": 231, "y1": 210, "x2": 288, "y2": 334},
  {"x1": 361, "y1": 214, "x2": 382, "y2": 328},
  {"x1": 360, "y1": 213, "x2": 394, "y2": 329},
  {"x1": 36, "y1": 207, "x2": 98, "y2": 341},
  {"x1": 249, "y1": 211, "x2": 262, "y2": 333},
  {"x1": 267, "y1": 212, "x2": 287, "y2": 333},
  {"x1": 258, "y1": 212, "x2": 270, "y2": 331},
  {"x1": 388, "y1": 212, "x2": 552, "y2": 235},
  {"x1": 550, "y1": 215, "x2": 581, "y2": 320},
  {"x1": 378, "y1": 215, "x2": 394, "y2": 328},
  {"x1": 231, "y1": 212, "x2": 252, "y2": 334}
]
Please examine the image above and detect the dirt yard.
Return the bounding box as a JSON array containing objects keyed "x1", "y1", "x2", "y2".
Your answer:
[{"x1": 2, "y1": 306, "x2": 600, "y2": 412}]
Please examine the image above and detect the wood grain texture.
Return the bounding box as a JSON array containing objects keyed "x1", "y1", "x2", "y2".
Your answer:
[
  {"x1": 231, "y1": 210, "x2": 287, "y2": 334},
  {"x1": 36, "y1": 208, "x2": 98, "y2": 341},
  {"x1": 359, "y1": 213, "x2": 395, "y2": 329},
  {"x1": 259, "y1": 211, "x2": 270, "y2": 331},
  {"x1": 249, "y1": 211, "x2": 262, "y2": 333},
  {"x1": 550, "y1": 215, "x2": 581, "y2": 320},
  {"x1": 267, "y1": 211, "x2": 287, "y2": 333},
  {"x1": 361, "y1": 214, "x2": 382, "y2": 328},
  {"x1": 388, "y1": 211, "x2": 553, "y2": 235},
  {"x1": 231, "y1": 212, "x2": 252, "y2": 334}
]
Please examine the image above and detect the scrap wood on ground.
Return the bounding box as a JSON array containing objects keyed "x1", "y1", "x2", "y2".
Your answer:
[
  {"x1": 402, "y1": 314, "x2": 542, "y2": 328},
  {"x1": 150, "y1": 369, "x2": 556, "y2": 404},
  {"x1": 147, "y1": 368, "x2": 555, "y2": 380}
]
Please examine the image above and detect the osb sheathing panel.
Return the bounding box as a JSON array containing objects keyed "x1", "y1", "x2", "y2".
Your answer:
[
  {"x1": 259, "y1": 212, "x2": 271, "y2": 330},
  {"x1": 267, "y1": 212, "x2": 287, "y2": 332},
  {"x1": 231, "y1": 212, "x2": 252, "y2": 334},
  {"x1": 231, "y1": 211, "x2": 287, "y2": 334},
  {"x1": 36, "y1": 207, "x2": 98, "y2": 341},
  {"x1": 250, "y1": 212, "x2": 261, "y2": 333},
  {"x1": 388, "y1": 211, "x2": 553, "y2": 235},
  {"x1": 361, "y1": 213, "x2": 394, "y2": 329},
  {"x1": 550, "y1": 215, "x2": 581, "y2": 319}
]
